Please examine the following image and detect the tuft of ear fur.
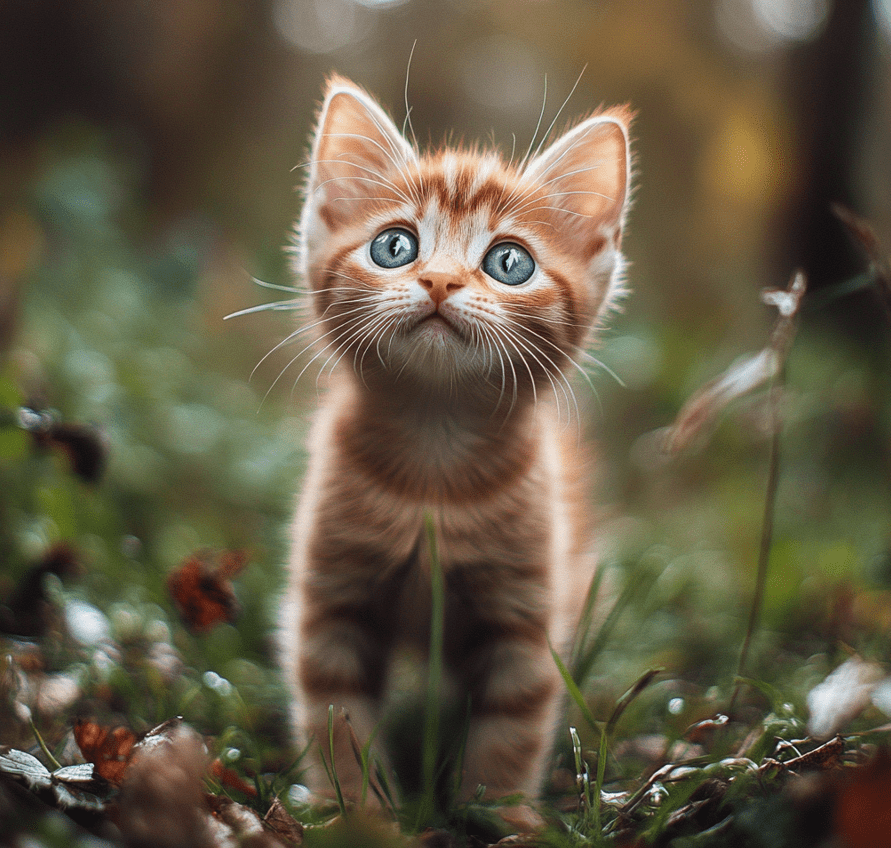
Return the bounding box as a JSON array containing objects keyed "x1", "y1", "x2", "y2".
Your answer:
[
  {"x1": 524, "y1": 106, "x2": 633, "y2": 255},
  {"x1": 303, "y1": 75, "x2": 416, "y2": 233}
]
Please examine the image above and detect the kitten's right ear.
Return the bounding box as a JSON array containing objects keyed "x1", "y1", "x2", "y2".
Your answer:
[{"x1": 303, "y1": 76, "x2": 416, "y2": 231}]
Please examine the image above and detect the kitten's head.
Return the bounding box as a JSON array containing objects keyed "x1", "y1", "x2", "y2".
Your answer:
[{"x1": 296, "y1": 75, "x2": 632, "y2": 406}]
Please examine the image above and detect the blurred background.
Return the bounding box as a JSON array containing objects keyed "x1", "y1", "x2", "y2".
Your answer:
[{"x1": 1, "y1": 0, "x2": 891, "y2": 752}]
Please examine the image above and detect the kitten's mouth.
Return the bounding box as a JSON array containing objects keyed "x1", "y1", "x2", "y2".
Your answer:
[{"x1": 416, "y1": 312, "x2": 459, "y2": 335}]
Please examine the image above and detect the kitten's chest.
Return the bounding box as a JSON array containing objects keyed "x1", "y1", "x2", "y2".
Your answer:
[{"x1": 331, "y1": 395, "x2": 539, "y2": 507}]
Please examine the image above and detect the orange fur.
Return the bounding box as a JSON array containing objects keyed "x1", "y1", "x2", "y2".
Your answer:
[{"x1": 279, "y1": 75, "x2": 632, "y2": 805}]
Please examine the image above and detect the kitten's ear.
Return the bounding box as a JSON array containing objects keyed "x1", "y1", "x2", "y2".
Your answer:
[
  {"x1": 524, "y1": 108, "x2": 632, "y2": 252},
  {"x1": 304, "y1": 75, "x2": 416, "y2": 231}
]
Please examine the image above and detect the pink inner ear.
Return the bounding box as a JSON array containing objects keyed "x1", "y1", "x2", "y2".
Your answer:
[
  {"x1": 308, "y1": 81, "x2": 415, "y2": 226},
  {"x1": 525, "y1": 112, "x2": 631, "y2": 240}
]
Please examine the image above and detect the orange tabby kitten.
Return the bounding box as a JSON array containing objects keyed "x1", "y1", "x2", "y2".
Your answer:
[{"x1": 279, "y1": 75, "x2": 632, "y2": 804}]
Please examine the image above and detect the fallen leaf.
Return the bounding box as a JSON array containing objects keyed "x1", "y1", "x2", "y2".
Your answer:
[
  {"x1": 73, "y1": 719, "x2": 137, "y2": 784},
  {"x1": 166, "y1": 549, "x2": 248, "y2": 633},
  {"x1": 209, "y1": 756, "x2": 258, "y2": 797},
  {"x1": 18, "y1": 408, "x2": 108, "y2": 483},
  {"x1": 0, "y1": 543, "x2": 80, "y2": 638},
  {"x1": 0, "y1": 746, "x2": 109, "y2": 810},
  {"x1": 264, "y1": 796, "x2": 304, "y2": 846},
  {"x1": 0, "y1": 747, "x2": 55, "y2": 790}
]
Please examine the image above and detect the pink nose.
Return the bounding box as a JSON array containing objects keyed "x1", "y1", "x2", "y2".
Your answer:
[{"x1": 420, "y1": 271, "x2": 464, "y2": 306}]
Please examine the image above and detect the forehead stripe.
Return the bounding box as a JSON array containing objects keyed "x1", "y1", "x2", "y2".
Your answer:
[{"x1": 420, "y1": 164, "x2": 517, "y2": 217}]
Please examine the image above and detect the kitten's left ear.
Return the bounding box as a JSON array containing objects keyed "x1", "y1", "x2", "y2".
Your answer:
[{"x1": 524, "y1": 107, "x2": 632, "y2": 252}]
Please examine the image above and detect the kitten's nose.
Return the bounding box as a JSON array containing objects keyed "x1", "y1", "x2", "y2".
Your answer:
[{"x1": 420, "y1": 271, "x2": 465, "y2": 307}]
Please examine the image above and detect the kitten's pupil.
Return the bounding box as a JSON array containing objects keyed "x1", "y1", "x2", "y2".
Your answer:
[
  {"x1": 390, "y1": 233, "x2": 410, "y2": 258},
  {"x1": 370, "y1": 228, "x2": 418, "y2": 268}
]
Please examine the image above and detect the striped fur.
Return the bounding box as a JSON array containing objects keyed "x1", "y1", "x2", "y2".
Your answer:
[{"x1": 280, "y1": 75, "x2": 632, "y2": 805}]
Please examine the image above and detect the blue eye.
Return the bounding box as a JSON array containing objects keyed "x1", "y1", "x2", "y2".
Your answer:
[
  {"x1": 482, "y1": 243, "x2": 535, "y2": 286},
  {"x1": 370, "y1": 228, "x2": 418, "y2": 268}
]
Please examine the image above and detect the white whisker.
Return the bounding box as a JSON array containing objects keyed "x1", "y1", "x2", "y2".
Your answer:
[
  {"x1": 506, "y1": 187, "x2": 614, "y2": 218},
  {"x1": 403, "y1": 40, "x2": 419, "y2": 153},
  {"x1": 579, "y1": 350, "x2": 625, "y2": 387},
  {"x1": 520, "y1": 74, "x2": 548, "y2": 171},
  {"x1": 530, "y1": 65, "x2": 587, "y2": 163},
  {"x1": 309, "y1": 170, "x2": 412, "y2": 207},
  {"x1": 496, "y1": 320, "x2": 577, "y2": 424},
  {"x1": 225, "y1": 299, "x2": 302, "y2": 320},
  {"x1": 251, "y1": 276, "x2": 299, "y2": 294},
  {"x1": 501, "y1": 310, "x2": 593, "y2": 394},
  {"x1": 488, "y1": 322, "x2": 538, "y2": 408}
]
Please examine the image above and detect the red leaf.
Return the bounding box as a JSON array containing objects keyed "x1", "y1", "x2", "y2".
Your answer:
[
  {"x1": 166, "y1": 549, "x2": 249, "y2": 633},
  {"x1": 73, "y1": 719, "x2": 137, "y2": 784},
  {"x1": 209, "y1": 757, "x2": 258, "y2": 798}
]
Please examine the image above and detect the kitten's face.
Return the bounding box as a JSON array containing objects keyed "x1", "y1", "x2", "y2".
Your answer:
[{"x1": 298, "y1": 76, "x2": 631, "y2": 400}]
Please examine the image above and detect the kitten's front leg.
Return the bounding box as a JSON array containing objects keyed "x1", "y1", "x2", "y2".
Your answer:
[
  {"x1": 287, "y1": 569, "x2": 394, "y2": 807},
  {"x1": 457, "y1": 628, "x2": 563, "y2": 801},
  {"x1": 445, "y1": 554, "x2": 564, "y2": 803}
]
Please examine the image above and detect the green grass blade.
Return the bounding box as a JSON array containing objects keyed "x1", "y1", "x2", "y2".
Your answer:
[
  {"x1": 572, "y1": 565, "x2": 660, "y2": 684},
  {"x1": 371, "y1": 757, "x2": 399, "y2": 817},
  {"x1": 324, "y1": 704, "x2": 347, "y2": 818},
  {"x1": 551, "y1": 644, "x2": 600, "y2": 733},
  {"x1": 570, "y1": 566, "x2": 605, "y2": 670},
  {"x1": 606, "y1": 668, "x2": 663, "y2": 737}
]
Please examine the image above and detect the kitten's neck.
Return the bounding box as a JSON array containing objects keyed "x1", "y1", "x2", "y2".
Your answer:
[
  {"x1": 330, "y1": 371, "x2": 542, "y2": 504},
  {"x1": 353, "y1": 366, "x2": 533, "y2": 425}
]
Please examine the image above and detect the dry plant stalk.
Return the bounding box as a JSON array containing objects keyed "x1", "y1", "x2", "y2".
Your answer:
[{"x1": 662, "y1": 270, "x2": 807, "y2": 455}]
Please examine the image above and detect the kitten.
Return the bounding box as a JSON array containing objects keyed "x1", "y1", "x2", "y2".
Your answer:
[{"x1": 279, "y1": 75, "x2": 632, "y2": 805}]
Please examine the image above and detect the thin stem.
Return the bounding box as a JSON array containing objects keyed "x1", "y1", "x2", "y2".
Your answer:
[
  {"x1": 30, "y1": 717, "x2": 62, "y2": 772},
  {"x1": 730, "y1": 367, "x2": 784, "y2": 715}
]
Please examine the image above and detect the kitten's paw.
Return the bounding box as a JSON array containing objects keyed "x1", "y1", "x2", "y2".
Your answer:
[{"x1": 494, "y1": 803, "x2": 547, "y2": 834}]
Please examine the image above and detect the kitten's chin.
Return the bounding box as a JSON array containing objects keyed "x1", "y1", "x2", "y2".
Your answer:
[{"x1": 383, "y1": 318, "x2": 484, "y2": 383}]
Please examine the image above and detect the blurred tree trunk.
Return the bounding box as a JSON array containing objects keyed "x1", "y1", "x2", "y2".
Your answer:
[
  {"x1": 782, "y1": 0, "x2": 878, "y2": 323},
  {"x1": 781, "y1": 0, "x2": 891, "y2": 521}
]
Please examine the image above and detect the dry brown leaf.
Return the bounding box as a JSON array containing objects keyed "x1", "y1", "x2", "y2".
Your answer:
[
  {"x1": 116, "y1": 722, "x2": 214, "y2": 848},
  {"x1": 73, "y1": 716, "x2": 189, "y2": 786},
  {"x1": 166, "y1": 549, "x2": 248, "y2": 633},
  {"x1": 18, "y1": 408, "x2": 109, "y2": 483},
  {"x1": 73, "y1": 718, "x2": 137, "y2": 785},
  {"x1": 264, "y1": 796, "x2": 304, "y2": 846}
]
